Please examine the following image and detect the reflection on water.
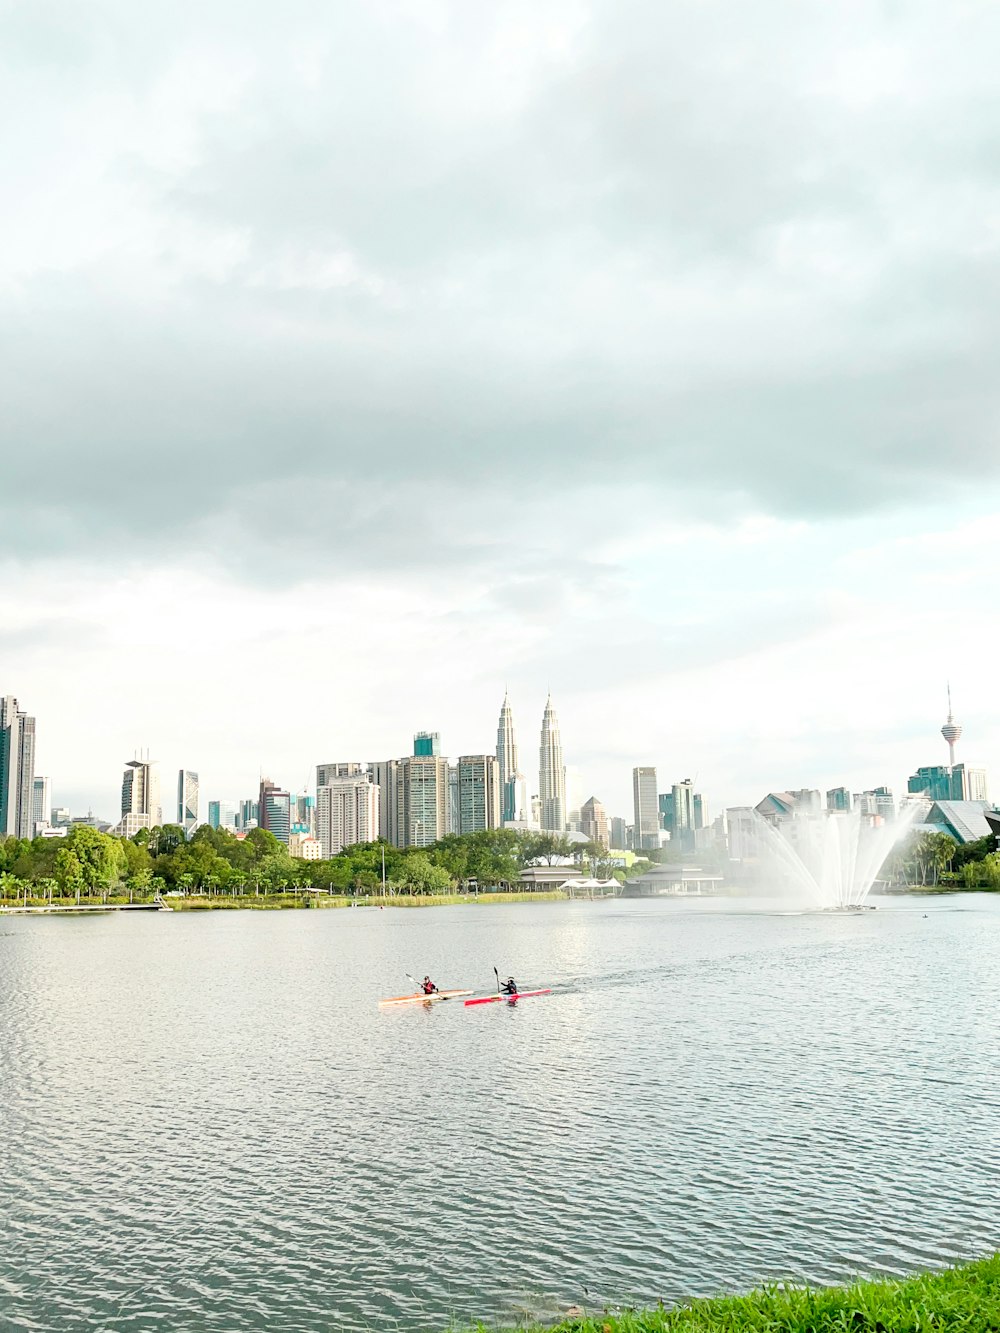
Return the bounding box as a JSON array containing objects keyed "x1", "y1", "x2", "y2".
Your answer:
[{"x1": 2, "y1": 896, "x2": 999, "y2": 1331}]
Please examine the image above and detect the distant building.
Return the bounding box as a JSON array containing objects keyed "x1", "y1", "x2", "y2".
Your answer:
[
  {"x1": 660, "y1": 779, "x2": 706, "y2": 851},
  {"x1": 413, "y1": 731, "x2": 441, "y2": 757},
  {"x1": 908, "y1": 764, "x2": 988, "y2": 803},
  {"x1": 208, "y1": 800, "x2": 238, "y2": 831},
  {"x1": 51, "y1": 805, "x2": 71, "y2": 827},
  {"x1": 0, "y1": 695, "x2": 37, "y2": 839},
  {"x1": 580, "y1": 796, "x2": 609, "y2": 848},
  {"x1": 454, "y1": 755, "x2": 501, "y2": 835},
  {"x1": 920, "y1": 800, "x2": 995, "y2": 845},
  {"x1": 609, "y1": 816, "x2": 629, "y2": 849},
  {"x1": 32, "y1": 776, "x2": 51, "y2": 833},
  {"x1": 755, "y1": 789, "x2": 821, "y2": 823},
  {"x1": 238, "y1": 798, "x2": 259, "y2": 831},
  {"x1": 538, "y1": 696, "x2": 567, "y2": 832},
  {"x1": 289, "y1": 833, "x2": 322, "y2": 860},
  {"x1": 632, "y1": 766, "x2": 659, "y2": 850},
  {"x1": 368, "y1": 759, "x2": 401, "y2": 844},
  {"x1": 396, "y1": 755, "x2": 449, "y2": 847},
  {"x1": 259, "y1": 778, "x2": 291, "y2": 844},
  {"x1": 726, "y1": 807, "x2": 757, "y2": 861},
  {"x1": 119, "y1": 756, "x2": 161, "y2": 834},
  {"x1": 177, "y1": 770, "x2": 199, "y2": 838},
  {"x1": 316, "y1": 775, "x2": 379, "y2": 857},
  {"x1": 496, "y1": 692, "x2": 520, "y2": 824},
  {"x1": 291, "y1": 793, "x2": 315, "y2": 837},
  {"x1": 826, "y1": 787, "x2": 852, "y2": 812},
  {"x1": 316, "y1": 762, "x2": 363, "y2": 788}
]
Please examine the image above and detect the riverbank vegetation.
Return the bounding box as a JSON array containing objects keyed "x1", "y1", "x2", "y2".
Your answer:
[
  {"x1": 884, "y1": 830, "x2": 1000, "y2": 888},
  {"x1": 459, "y1": 1253, "x2": 1000, "y2": 1331},
  {"x1": 0, "y1": 824, "x2": 625, "y2": 906}
]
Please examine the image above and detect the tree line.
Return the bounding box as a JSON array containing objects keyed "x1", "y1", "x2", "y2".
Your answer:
[{"x1": 0, "y1": 824, "x2": 628, "y2": 901}]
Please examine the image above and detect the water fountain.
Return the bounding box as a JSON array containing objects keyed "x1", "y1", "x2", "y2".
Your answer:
[{"x1": 747, "y1": 805, "x2": 917, "y2": 910}]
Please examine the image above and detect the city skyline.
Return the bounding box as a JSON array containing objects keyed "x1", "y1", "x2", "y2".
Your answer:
[{"x1": 6, "y1": 682, "x2": 992, "y2": 838}]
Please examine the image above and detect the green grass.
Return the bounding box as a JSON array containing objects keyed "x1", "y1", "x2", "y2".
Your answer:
[{"x1": 457, "y1": 1254, "x2": 1000, "y2": 1331}]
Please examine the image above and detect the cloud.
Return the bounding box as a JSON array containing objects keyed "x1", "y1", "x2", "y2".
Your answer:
[{"x1": 3, "y1": 0, "x2": 1000, "y2": 585}]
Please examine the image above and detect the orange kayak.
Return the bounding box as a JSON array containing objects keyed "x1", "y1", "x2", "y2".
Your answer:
[{"x1": 378, "y1": 988, "x2": 473, "y2": 1007}]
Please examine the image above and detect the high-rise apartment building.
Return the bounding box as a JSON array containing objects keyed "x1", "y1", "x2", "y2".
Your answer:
[
  {"x1": 496, "y1": 692, "x2": 520, "y2": 823},
  {"x1": 177, "y1": 770, "x2": 199, "y2": 838},
  {"x1": 609, "y1": 815, "x2": 629, "y2": 849},
  {"x1": 316, "y1": 775, "x2": 379, "y2": 857},
  {"x1": 316, "y1": 762, "x2": 363, "y2": 788},
  {"x1": 396, "y1": 754, "x2": 449, "y2": 847},
  {"x1": 368, "y1": 759, "x2": 401, "y2": 845},
  {"x1": 826, "y1": 787, "x2": 852, "y2": 812},
  {"x1": 454, "y1": 755, "x2": 501, "y2": 835},
  {"x1": 632, "y1": 766, "x2": 659, "y2": 850},
  {"x1": 538, "y1": 695, "x2": 566, "y2": 832},
  {"x1": 580, "y1": 796, "x2": 609, "y2": 848},
  {"x1": 32, "y1": 776, "x2": 51, "y2": 833},
  {"x1": 0, "y1": 696, "x2": 36, "y2": 839},
  {"x1": 259, "y1": 778, "x2": 291, "y2": 844},
  {"x1": 413, "y1": 731, "x2": 441, "y2": 757},
  {"x1": 119, "y1": 756, "x2": 161, "y2": 836}
]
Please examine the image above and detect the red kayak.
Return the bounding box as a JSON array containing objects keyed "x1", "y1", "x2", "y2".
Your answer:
[{"x1": 464, "y1": 989, "x2": 551, "y2": 1007}]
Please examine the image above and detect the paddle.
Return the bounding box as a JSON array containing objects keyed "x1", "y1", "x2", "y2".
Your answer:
[{"x1": 493, "y1": 965, "x2": 500, "y2": 997}]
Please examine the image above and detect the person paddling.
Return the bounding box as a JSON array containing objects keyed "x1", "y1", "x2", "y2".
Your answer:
[
  {"x1": 500, "y1": 976, "x2": 518, "y2": 996},
  {"x1": 421, "y1": 975, "x2": 439, "y2": 995}
]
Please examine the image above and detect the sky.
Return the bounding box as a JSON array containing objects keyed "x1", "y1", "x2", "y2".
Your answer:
[{"x1": 3, "y1": 0, "x2": 999, "y2": 823}]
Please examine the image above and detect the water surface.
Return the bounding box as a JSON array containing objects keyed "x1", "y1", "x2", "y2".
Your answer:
[{"x1": 2, "y1": 895, "x2": 999, "y2": 1330}]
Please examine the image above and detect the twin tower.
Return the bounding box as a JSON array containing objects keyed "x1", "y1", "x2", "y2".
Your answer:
[{"x1": 496, "y1": 692, "x2": 567, "y2": 834}]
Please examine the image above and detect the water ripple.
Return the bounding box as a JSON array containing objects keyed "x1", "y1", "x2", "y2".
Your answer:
[{"x1": 2, "y1": 898, "x2": 1000, "y2": 1329}]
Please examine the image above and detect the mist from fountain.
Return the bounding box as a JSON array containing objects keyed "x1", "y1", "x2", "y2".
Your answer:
[{"x1": 748, "y1": 804, "x2": 917, "y2": 909}]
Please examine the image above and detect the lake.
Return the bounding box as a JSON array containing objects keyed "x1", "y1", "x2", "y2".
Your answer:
[{"x1": 2, "y1": 895, "x2": 999, "y2": 1331}]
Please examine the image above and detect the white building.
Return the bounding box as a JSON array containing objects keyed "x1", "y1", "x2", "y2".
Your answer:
[
  {"x1": 122, "y1": 756, "x2": 161, "y2": 828},
  {"x1": 632, "y1": 766, "x2": 660, "y2": 850},
  {"x1": 317, "y1": 776, "x2": 379, "y2": 858},
  {"x1": 177, "y1": 769, "x2": 199, "y2": 839},
  {"x1": 290, "y1": 834, "x2": 323, "y2": 860}
]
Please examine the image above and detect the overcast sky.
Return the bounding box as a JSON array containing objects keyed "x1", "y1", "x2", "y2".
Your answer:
[{"x1": 3, "y1": 0, "x2": 999, "y2": 823}]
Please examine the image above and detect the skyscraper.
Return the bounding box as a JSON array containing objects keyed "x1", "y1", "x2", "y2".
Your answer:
[
  {"x1": 455, "y1": 755, "x2": 501, "y2": 834},
  {"x1": 0, "y1": 696, "x2": 36, "y2": 839},
  {"x1": 368, "y1": 759, "x2": 401, "y2": 844},
  {"x1": 538, "y1": 695, "x2": 566, "y2": 832},
  {"x1": 32, "y1": 776, "x2": 51, "y2": 833},
  {"x1": 238, "y1": 798, "x2": 259, "y2": 830},
  {"x1": 632, "y1": 766, "x2": 659, "y2": 850},
  {"x1": 316, "y1": 775, "x2": 379, "y2": 857},
  {"x1": 396, "y1": 755, "x2": 449, "y2": 847},
  {"x1": 259, "y1": 778, "x2": 291, "y2": 844},
  {"x1": 496, "y1": 692, "x2": 519, "y2": 823},
  {"x1": 413, "y1": 731, "x2": 441, "y2": 757},
  {"x1": 208, "y1": 800, "x2": 239, "y2": 830},
  {"x1": 119, "y1": 756, "x2": 161, "y2": 836},
  {"x1": 177, "y1": 769, "x2": 199, "y2": 838}
]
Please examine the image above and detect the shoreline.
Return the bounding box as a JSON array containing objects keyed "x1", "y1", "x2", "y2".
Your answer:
[
  {"x1": 452, "y1": 1253, "x2": 1000, "y2": 1331},
  {"x1": 0, "y1": 890, "x2": 573, "y2": 914}
]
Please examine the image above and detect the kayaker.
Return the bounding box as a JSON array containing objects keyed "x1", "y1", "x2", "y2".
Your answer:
[
  {"x1": 421, "y1": 976, "x2": 438, "y2": 994},
  {"x1": 500, "y1": 976, "x2": 518, "y2": 996}
]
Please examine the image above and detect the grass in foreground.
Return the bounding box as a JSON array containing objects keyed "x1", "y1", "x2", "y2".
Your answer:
[{"x1": 460, "y1": 1254, "x2": 1000, "y2": 1332}]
